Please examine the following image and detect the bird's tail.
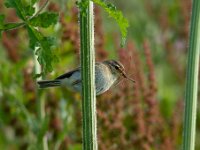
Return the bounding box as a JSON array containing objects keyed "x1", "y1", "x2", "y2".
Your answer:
[{"x1": 37, "y1": 80, "x2": 61, "y2": 88}]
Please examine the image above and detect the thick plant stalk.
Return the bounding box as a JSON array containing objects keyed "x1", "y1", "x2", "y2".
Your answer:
[
  {"x1": 183, "y1": 0, "x2": 200, "y2": 150},
  {"x1": 79, "y1": 0, "x2": 97, "y2": 150}
]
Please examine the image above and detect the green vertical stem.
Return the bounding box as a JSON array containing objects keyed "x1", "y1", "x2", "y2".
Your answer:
[
  {"x1": 79, "y1": 0, "x2": 97, "y2": 150},
  {"x1": 34, "y1": 53, "x2": 48, "y2": 150},
  {"x1": 183, "y1": 0, "x2": 200, "y2": 150},
  {"x1": 33, "y1": 3, "x2": 48, "y2": 149}
]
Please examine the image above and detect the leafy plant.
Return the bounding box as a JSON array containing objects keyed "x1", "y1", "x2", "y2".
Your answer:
[
  {"x1": 92, "y1": 0, "x2": 129, "y2": 47},
  {"x1": 0, "y1": 0, "x2": 59, "y2": 75},
  {"x1": 76, "y1": 0, "x2": 129, "y2": 47}
]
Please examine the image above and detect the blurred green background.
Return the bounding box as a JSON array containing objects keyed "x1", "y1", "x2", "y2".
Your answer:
[{"x1": 0, "y1": 0, "x2": 199, "y2": 150}]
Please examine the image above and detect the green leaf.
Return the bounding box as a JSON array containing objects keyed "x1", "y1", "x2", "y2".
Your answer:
[
  {"x1": 3, "y1": 0, "x2": 59, "y2": 74},
  {"x1": 27, "y1": 25, "x2": 42, "y2": 48},
  {"x1": 24, "y1": 5, "x2": 35, "y2": 16},
  {"x1": 5, "y1": 0, "x2": 36, "y2": 20},
  {"x1": 0, "y1": 14, "x2": 25, "y2": 31},
  {"x1": 92, "y1": 0, "x2": 129, "y2": 47},
  {"x1": 27, "y1": 26, "x2": 59, "y2": 74},
  {"x1": 4, "y1": 0, "x2": 26, "y2": 20},
  {"x1": 29, "y1": 12, "x2": 59, "y2": 28}
]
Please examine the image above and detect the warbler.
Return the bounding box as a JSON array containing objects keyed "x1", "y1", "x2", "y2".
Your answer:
[{"x1": 37, "y1": 60, "x2": 135, "y2": 95}]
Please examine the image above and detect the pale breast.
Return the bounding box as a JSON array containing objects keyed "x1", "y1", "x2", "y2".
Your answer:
[{"x1": 95, "y1": 64, "x2": 117, "y2": 95}]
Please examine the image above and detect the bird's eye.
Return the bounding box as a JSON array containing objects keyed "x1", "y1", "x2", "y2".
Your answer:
[{"x1": 115, "y1": 65, "x2": 119, "y2": 69}]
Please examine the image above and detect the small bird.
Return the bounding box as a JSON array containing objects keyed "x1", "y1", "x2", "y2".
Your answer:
[{"x1": 37, "y1": 60, "x2": 135, "y2": 95}]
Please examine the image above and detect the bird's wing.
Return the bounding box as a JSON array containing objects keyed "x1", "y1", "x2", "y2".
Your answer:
[
  {"x1": 56, "y1": 63, "x2": 101, "y2": 80},
  {"x1": 55, "y1": 68, "x2": 80, "y2": 80}
]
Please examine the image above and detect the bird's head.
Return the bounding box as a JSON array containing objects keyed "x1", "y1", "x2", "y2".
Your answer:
[{"x1": 103, "y1": 60, "x2": 135, "y2": 83}]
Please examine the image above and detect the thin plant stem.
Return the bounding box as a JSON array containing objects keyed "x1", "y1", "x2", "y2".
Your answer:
[
  {"x1": 34, "y1": 52, "x2": 48, "y2": 150},
  {"x1": 79, "y1": 0, "x2": 97, "y2": 150},
  {"x1": 33, "y1": 2, "x2": 50, "y2": 148},
  {"x1": 183, "y1": 0, "x2": 200, "y2": 150},
  {"x1": 3, "y1": 22, "x2": 25, "y2": 31},
  {"x1": 32, "y1": 0, "x2": 49, "y2": 18}
]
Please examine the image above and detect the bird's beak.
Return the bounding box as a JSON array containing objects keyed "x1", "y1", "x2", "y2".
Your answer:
[{"x1": 122, "y1": 71, "x2": 135, "y2": 83}]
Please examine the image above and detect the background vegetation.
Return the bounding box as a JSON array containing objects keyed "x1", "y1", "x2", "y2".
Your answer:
[{"x1": 0, "y1": 0, "x2": 199, "y2": 149}]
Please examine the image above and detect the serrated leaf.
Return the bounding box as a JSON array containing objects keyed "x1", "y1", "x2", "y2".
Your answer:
[
  {"x1": 5, "y1": 0, "x2": 37, "y2": 20},
  {"x1": 27, "y1": 25, "x2": 42, "y2": 48},
  {"x1": 4, "y1": 0, "x2": 26, "y2": 20},
  {"x1": 92, "y1": 0, "x2": 129, "y2": 47},
  {"x1": 41, "y1": 36, "x2": 56, "y2": 48},
  {"x1": 29, "y1": 12, "x2": 59, "y2": 28},
  {"x1": 36, "y1": 36, "x2": 58, "y2": 73},
  {"x1": 24, "y1": 5, "x2": 35, "y2": 16},
  {"x1": 0, "y1": 14, "x2": 25, "y2": 31},
  {"x1": 27, "y1": 26, "x2": 58, "y2": 74}
]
